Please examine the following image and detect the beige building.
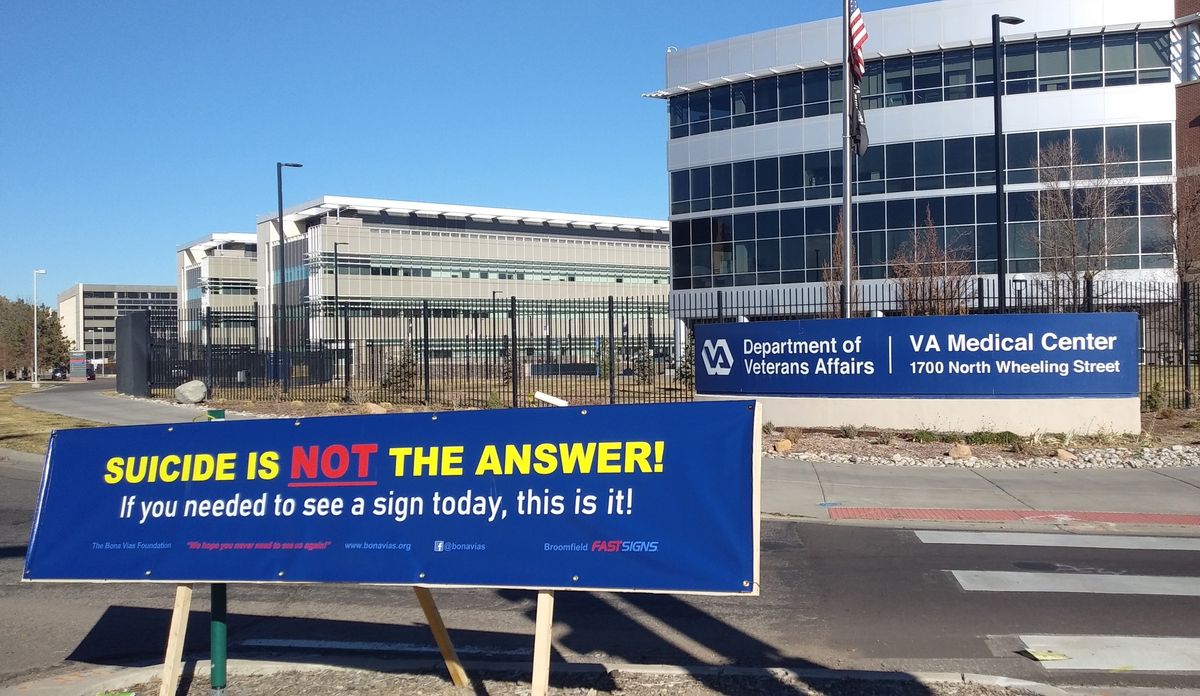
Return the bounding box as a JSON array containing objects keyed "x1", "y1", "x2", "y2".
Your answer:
[
  {"x1": 176, "y1": 232, "x2": 258, "y2": 344},
  {"x1": 254, "y1": 196, "x2": 670, "y2": 345},
  {"x1": 57, "y1": 283, "x2": 177, "y2": 370}
]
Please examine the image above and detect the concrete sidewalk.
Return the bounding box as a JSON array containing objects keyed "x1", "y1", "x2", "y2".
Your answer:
[
  {"x1": 13, "y1": 385, "x2": 1200, "y2": 527},
  {"x1": 763, "y1": 458, "x2": 1200, "y2": 526}
]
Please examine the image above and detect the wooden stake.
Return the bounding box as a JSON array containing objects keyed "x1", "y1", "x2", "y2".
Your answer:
[
  {"x1": 412, "y1": 586, "x2": 469, "y2": 687},
  {"x1": 531, "y1": 590, "x2": 555, "y2": 696},
  {"x1": 159, "y1": 583, "x2": 193, "y2": 696}
]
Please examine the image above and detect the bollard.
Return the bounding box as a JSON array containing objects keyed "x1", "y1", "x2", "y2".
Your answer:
[{"x1": 210, "y1": 582, "x2": 227, "y2": 695}]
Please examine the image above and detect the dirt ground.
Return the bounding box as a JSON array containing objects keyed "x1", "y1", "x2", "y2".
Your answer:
[{"x1": 199, "y1": 396, "x2": 1200, "y2": 461}]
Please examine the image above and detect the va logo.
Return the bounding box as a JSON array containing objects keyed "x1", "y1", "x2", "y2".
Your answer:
[{"x1": 701, "y1": 339, "x2": 734, "y2": 376}]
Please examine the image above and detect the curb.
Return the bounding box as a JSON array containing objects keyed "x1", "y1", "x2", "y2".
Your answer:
[{"x1": 0, "y1": 655, "x2": 1070, "y2": 696}]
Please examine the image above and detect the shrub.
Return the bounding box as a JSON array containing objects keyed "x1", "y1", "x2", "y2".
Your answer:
[
  {"x1": 912, "y1": 429, "x2": 937, "y2": 444},
  {"x1": 839, "y1": 424, "x2": 859, "y2": 439},
  {"x1": 1143, "y1": 382, "x2": 1166, "y2": 412}
]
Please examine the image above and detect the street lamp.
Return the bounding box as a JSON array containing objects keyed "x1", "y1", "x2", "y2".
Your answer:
[
  {"x1": 31, "y1": 269, "x2": 46, "y2": 388},
  {"x1": 993, "y1": 14, "x2": 1024, "y2": 311},
  {"x1": 276, "y1": 161, "x2": 302, "y2": 391},
  {"x1": 333, "y1": 241, "x2": 351, "y2": 402}
]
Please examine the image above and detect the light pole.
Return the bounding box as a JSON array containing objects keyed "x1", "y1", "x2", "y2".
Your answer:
[
  {"x1": 276, "y1": 161, "x2": 302, "y2": 391},
  {"x1": 31, "y1": 269, "x2": 46, "y2": 388},
  {"x1": 333, "y1": 241, "x2": 351, "y2": 402},
  {"x1": 993, "y1": 14, "x2": 1024, "y2": 311}
]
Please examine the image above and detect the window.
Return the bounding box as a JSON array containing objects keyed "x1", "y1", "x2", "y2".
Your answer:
[
  {"x1": 862, "y1": 60, "x2": 884, "y2": 108},
  {"x1": 1038, "y1": 39, "x2": 1070, "y2": 91},
  {"x1": 943, "y1": 50, "x2": 973, "y2": 100},
  {"x1": 779, "y1": 72, "x2": 804, "y2": 120},
  {"x1": 758, "y1": 210, "x2": 783, "y2": 239},
  {"x1": 709, "y1": 85, "x2": 731, "y2": 131},
  {"x1": 1071, "y1": 36, "x2": 1102, "y2": 88},
  {"x1": 781, "y1": 208, "x2": 804, "y2": 237},
  {"x1": 913, "y1": 54, "x2": 942, "y2": 103},
  {"x1": 803, "y1": 68, "x2": 830, "y2": 116},
  {"x1": 754, "y1": 77, "x2": 778, "y2": 124},
  {"x1": 884, "y1": 56, "x2": 913, "y2": 106},
  {"x1": 711, "y1": 163, "x2": 732, "y2": 209},
  {"x1": 732, "y1": 81, "x2": 754, "y2": 127},
  {"x1": 1005, "y1": 42, "x2": 1036, "y2": 93},
  {"x1": 1106, "y1": 125, "x2": 1137, "y2": 163},
  {"x1": 780, "y1": 154, "x2": 804, "y2": 191}
]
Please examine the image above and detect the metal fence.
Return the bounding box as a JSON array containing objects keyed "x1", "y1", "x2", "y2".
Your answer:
[
  {"x1": 149, "y1": 296, "x2": 688, "y2": 408},
  {"x1": 146, "y1": 279, "x2": 1199, "y2": 410}
]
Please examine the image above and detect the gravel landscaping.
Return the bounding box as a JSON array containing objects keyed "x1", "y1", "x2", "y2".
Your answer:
[{"x1": 117, "y1": 666, "x2": 1051, "y2": 696}]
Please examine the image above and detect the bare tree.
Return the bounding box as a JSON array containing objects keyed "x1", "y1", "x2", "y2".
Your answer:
[
  {"x1": 1151, "y1": 166, "x2": 1200, "y2": 284},
  {"x1": 820, "y1": 213, "x2": 858, "y2": 317},
  {"x1": 889, "y1": 207, "x2": 974, "y2": 316},
  {"x1": 1031, "y1": 140, "x2": 1133, "y2": 308}
]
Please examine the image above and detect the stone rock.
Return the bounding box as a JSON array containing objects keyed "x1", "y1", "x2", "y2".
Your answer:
[
  {"x1": 948, "y1": 443, "x2": 973, "y2": 459},
  {"x1": 774, "y1": 438, "x2": 793, "y2": 454},
  {"x1": 174, "y1": 380, "x2": 207, "y2": 404},
  {"x1": 1055, "y1": 448, "x2": 1077, "y2": 461},
  {"x1": 362, "y1": 402, "x2": 387, "y2": 415}
]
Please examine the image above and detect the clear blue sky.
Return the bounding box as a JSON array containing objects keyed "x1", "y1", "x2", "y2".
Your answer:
[{"x1": 0, "y1": 0, "x2": 920, "y2": 303}]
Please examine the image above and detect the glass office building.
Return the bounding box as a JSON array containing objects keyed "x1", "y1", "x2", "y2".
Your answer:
[{"x1": 653, "y1": 0, "x2": 1180, "y2": 305}]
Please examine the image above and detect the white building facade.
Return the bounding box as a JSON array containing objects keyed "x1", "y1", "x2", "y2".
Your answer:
[
  {"x1": 254, "y1": 196, "x2": 669, "y2": 344},
  {"x1": 176, "y1": 232, "x2": 258, "y2": 344},
  {"x1": 657, "y1": 0, "x2": 1178, "y2": 308}
]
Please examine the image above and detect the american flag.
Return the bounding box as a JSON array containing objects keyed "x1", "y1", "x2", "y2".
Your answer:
[{"x1": 849, "y1": 0, "x2": 869, "y2": 82}]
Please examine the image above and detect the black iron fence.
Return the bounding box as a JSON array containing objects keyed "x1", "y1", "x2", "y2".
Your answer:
[
  {"x1": 145, "y1": 280, "x2": 1200, "y2": 410},
  {"x1": 149, "y1": 296, "x2": 687, "y2": 408}
]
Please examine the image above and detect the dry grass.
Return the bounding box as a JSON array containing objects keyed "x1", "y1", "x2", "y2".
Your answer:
[{"x1": 0, "y1": 384, "x2": 102, "y2": 454}]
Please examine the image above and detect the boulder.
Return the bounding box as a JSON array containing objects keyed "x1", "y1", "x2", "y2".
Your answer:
[
  {"x1": 948, "y1": 443, "x2": 973, "y2": 459},
  {"x1": 1055, "y1": 448, "x2": 1077, "y2": 461},
  {"x1": 362, "y1": 402, "x2": 387, "y2": 415},
  {"x1": 174, "y1": 380, "x2": 207, "y2": 404},
  {"x1": 774, "y1": 438, "x2": 793, "y2": 454}
]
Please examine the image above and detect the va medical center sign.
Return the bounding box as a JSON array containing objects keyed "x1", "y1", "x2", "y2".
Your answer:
[
  {"x1": 695, "y1": 313, "x2": 1138, "y2": 398},
  {"x1": 25, "y1": 402, "x2": 759, "y2": 594}
]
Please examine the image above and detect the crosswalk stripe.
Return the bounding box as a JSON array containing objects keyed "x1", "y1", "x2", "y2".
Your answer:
[
  {"x1": 916, "y1": 531, "x2": 1200, "y2": 551},
  {"x1": 951, "y1": 570, "x2": 1200, "y2": 596},
  {"x1": 1018, "y1": 635, "x2": 1200, "y2": 672}
]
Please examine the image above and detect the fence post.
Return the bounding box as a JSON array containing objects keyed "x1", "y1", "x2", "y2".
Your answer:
[
  {"x1": 204, "y1": 308, "x2": 214, "y2": 397},
  {"x1": 838, "y1": 284, "x2": 847, "y2": 319},
  {"x1": 976, "y1": 277, "x2": 985, "y2": 313},
  {"x1": 510, "y1": 296, "x2": 519, "y2": 408},
  {"x1": 607, "y1": 296, "x2": 616, "y2": 404},
  {"x1": 1185, "y1": 282, "x2": 1193, "y2": 410},
  {"x1": 422, "y1": 301, "x2": 432, "y2": 405},
  {"x1": 1084, "y1": 276, "x2": 1095, "y2": 312},
  {"x1": 716, "y1": 291, "x2": 724, "y2": 321}
]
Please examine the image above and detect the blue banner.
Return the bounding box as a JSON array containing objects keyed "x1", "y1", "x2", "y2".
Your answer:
[
  {"x1": 25, "y1": 402, "x2": 759, "y2": 593},
  {"x1": 695, "y1": 313, "x2": 1138, "y2": 398}
]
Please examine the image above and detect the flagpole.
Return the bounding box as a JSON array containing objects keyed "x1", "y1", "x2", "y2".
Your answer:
[{"x1": 841, "y1": 0, "x2": 853, "y2": 319}]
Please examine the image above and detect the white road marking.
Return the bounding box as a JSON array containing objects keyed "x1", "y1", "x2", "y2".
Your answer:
[
  {"x1": 238, "y1": 638, "x2": 531, "y2": 656},
  {"x1": 917, "y1": 531, "x2": 1200, "y2": 551},
  {"x1": 951, "y1": 570, "x2": 1200, "y2": 596},
  {"x1": 1019, "y1": 635, "x2": 1200, "y2": 672}
]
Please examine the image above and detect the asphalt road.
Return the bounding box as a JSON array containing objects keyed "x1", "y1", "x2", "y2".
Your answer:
[
  {"x1": 12, "y1": 379, "x2": 253, "y2": 425},
  {"x1": 2, "y1": 446, "x2": 1198, "y2": 692}
]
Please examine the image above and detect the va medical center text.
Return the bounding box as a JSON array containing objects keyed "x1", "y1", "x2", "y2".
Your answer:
[{"x1": 740, "y1": 331, "x2": 1121, "y2": 377}]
